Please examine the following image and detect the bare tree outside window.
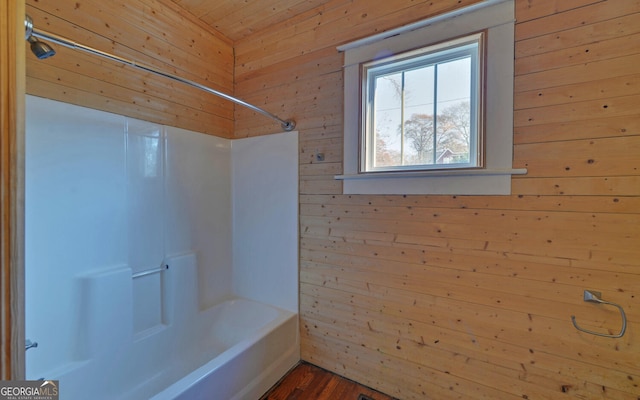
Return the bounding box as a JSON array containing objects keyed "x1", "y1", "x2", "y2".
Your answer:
[
  {"x1": 375, "y1": 129, "x2": 401, "y2": 167},
  {"x1": 403, "y1": 113, "x2": 435, "y2": 164},
  {"x1": 399, "y1": 102, "x2": 471, "y2": 166},
  {"x1": 375, "y1": 69, "x2": 472, "y2": 167}
]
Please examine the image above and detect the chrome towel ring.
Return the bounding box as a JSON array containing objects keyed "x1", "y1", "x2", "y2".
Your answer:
[{"x1": 571, "y1": 290, "x2": 627, "y2": 338}]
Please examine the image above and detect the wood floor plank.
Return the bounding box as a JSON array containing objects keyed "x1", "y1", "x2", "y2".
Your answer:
[{"x1": 261, "y1": 362, "x2": 397, "y2": 400}]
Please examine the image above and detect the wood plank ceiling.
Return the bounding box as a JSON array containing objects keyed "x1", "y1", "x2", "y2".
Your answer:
[{"x1": 170, "y1": 0, "x2": 335, "y2": 41}]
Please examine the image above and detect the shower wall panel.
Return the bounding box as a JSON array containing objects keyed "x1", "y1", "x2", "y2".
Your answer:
[
  {"x1": 165, "y1": 125, "x2": 233, "y2": 309},
  {"x1": 25, "y1": 96, "x2": 127, "y2": 374},
  {"x1": 231, "y1": 131, "x2": 299, "y2": 313},
  {"x1": 25, "y1": 95, "x2": 234, "y2": 378}
]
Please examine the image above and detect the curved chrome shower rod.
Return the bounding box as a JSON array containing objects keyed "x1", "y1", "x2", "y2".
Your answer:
[{"x1": 24, "y1": 15, "x2": 296, "y2": 132}]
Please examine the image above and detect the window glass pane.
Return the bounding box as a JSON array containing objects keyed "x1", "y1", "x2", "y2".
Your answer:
[
  {"x1": 436, "y1": 56, "x2": 471, "y2": 165},
  {"x1": 403, "y1": 66, "x2": 435, "y2": 166},
  {"x1": 373, "y1": 72, "x2": 402, "y2": 168},
  {"x1": 362, "y1": 34, "x2": 481, "y2": 173}
]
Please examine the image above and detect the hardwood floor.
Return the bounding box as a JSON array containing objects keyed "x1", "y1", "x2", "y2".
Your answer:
[{"x1": 260, "y1": 362, "x2": 397, "y2": 400}]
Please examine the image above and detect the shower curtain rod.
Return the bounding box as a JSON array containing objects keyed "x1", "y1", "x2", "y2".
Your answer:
[{"x1": 24, "y1": 16, "x2": 296, "y2": 132}]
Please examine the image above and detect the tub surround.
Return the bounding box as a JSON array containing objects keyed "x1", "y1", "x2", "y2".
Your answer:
[
  {"x1": 25, "y1": 96, "x2": 299, "y2": 399},
  {"x1": 232, "y1": 133, "x2": 299, "y2": 312}
]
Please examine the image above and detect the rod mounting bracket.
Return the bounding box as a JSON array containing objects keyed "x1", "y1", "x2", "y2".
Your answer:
[{"x1": 281, "y1": 120, "x2": 296, "y2": 131}]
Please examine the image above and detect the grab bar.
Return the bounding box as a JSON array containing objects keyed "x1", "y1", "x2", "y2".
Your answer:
[
  {"x1": 571, "y1": 290, "x2": 627, "y2": 338},
  {"x1": 132, "y1": 264, "x2": 169, "y2": 279},
  {"x1": 26, "y1": 339, "x2": 38, "y2": 351}
]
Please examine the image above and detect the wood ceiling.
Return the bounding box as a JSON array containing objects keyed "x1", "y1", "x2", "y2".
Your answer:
[{"x1": 170, "y1": 0, "x2": 334, "y2": 41}]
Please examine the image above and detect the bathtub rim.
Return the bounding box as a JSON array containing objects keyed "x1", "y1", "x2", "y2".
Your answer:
[{"x1": 150, "y1": 296, "x2": 300, "y2": 400}]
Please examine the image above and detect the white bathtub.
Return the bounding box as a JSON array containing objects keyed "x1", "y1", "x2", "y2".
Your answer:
[
  {"x1": 26, "y1": 253, "x2": 299, "y2": 400},
  {"x1": 151, "y1": 298, "x2": 299, "y2": 400}
]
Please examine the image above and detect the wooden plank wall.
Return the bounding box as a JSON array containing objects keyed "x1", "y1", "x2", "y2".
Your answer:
[
  {"x1": 1, "y1": 0, "x2": 26, "y2": 380},
  {"x1": 235, "y1": 0, "x2": 640, "y2": 399},
  {"x1": 25, "y1": 0, "x2": 235, "y2": 137}
]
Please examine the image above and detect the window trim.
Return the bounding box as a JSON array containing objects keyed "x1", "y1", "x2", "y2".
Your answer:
[{"x1": 336, "y1": 0, "x2": 526, "y2": 195}]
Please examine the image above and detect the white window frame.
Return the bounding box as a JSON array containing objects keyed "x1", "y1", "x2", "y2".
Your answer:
[
  {"x1": 361, "y1": 33, "x2": 484, "y2": 173},
  {"x1": 336, "y1": 0, "x2": 526, "y2": 195}
]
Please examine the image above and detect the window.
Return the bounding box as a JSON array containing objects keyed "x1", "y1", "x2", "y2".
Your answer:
[
  {"x1": 336, "y1": 0, "x2": 526, "y2": 195},
  {"x1": 362, "y1": 33, "x2": 483, "y2": 173}
]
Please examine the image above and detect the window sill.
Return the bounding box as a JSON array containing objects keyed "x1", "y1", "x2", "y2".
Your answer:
[
  {"x1": 335, "y1": 168, "x2": 527, "y2": 180},
  {"x1": 335, "y1": 168, "x2": 526, "y2": 195}
]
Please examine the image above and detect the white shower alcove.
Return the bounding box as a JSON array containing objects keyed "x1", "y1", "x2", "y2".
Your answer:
[{"x1": 25, "y1": 95, "x2": 299, "y2": 400}]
